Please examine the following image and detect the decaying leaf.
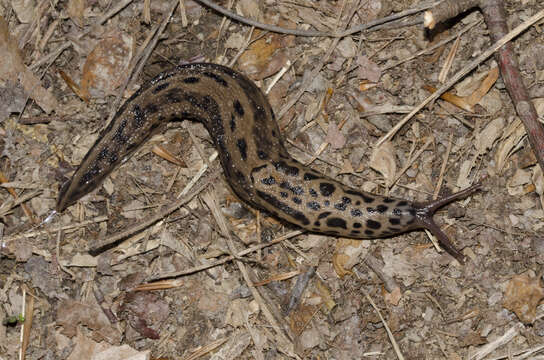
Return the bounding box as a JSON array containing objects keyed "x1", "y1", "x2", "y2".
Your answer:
[
  {"x1": 370, "y1": 141, "x2": 397, "y2": 188},
  {"x1": 495, "y1": 118, "x2": 526, "y2": 173},
  {"x1": 332, "y1": 239, "x2": 368, "y2": 277},
  {"x1": 238, "y1": 31, "x2": 289, "y2": 80},
  {"x1": 324, "y1": 122, "x2": 346, "y2": 150},
  {"x1": 356, "y1": 54, "x2": 381, "y2": 83},
  {"x1": 0, "y1": 16, "x2": 58, "y2": 115},
  {"x1": 503, "y1": 273, "x2": 544, "y2": 324},
  {"x1": 80, "y1": 32, "x2": 134, "y2": 99},
  {"x1": 475, "y1": 117, "x2": 505, "y2": 155}
]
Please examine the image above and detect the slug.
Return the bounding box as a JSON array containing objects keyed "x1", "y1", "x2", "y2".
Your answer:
[{"x1": 57, "y1": 63, "x2": 480, "y2": 262}]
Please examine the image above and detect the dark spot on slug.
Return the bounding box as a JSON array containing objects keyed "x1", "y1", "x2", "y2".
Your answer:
[
  {"x1": 324, "y1": 200, "x2": 330, "y2": 207},
  {"x1": 280, "y1": 192, "x2": 288, "y2": 198},
  {"x1": 377, "y1": 205, "x2": 388, "y2": 213},
  {"x1": 113, "y1": 119, "x2": 128, "y2": 143},
  {"x1": 355, "y1": 201, "x2": 361, "y2": 205},
  {"x1": 351, "y1": 230, "x2": 360, "y2": 234},
  {"x1": 280, "y1": 181, "x2": 304, "y2": 195},
  {"x1": 81, "y1": 165, "x2": 100, "y2": 184},
  {"x1": 393, "y1": 208, "x2": 402, "y2": 216},
  {"x1": 366, "y1": 220, "x2": 381, "y2": 229},
  {"x1": 203, "y1": 71, "x2": 228, "y2": 86},
  {"x1": 272, "y1": 130, "x2": 277, "y2": 137},
  {"x1": 293, "y1": 197, "x2": 302, "y2": 204},
  {"x1": 408, "y1": 208, "x2": 416, "y2": 217},
  {"x1": 353, "y1": 222, "x2": 362, "y2": 228},
  {"x1": 383, "y1": 198, "x2": 395, "y2": 203},
  {"x1": 234, "y1": 100, "x2": 244, "y2": 116},
  {"x1": 261, "y1": 176, "x2": 275, "y2": 185},
  {"x1": 351, "y1": 209, "x2": 362, "y2": 217},
  {"x1": 230, "y1": 114, "x2": 236, "y2": 132},
  {"x1": 183, "y1": 76, "x2": 200, "y2": 83},
  {"x1": 257, "y1": 191, "x2": 310, "y2": 226},
  {"x1": 97, "y1": 148, "x2": 109, "y2": 160},
  {"x1": 274, "y1": 161, "x2": 299, "y2": 177},
  {"x1": 236, "y1": 138, "x2": 248, "y2": 160},
  {"x1": 132, "y1": 105, "x2": 145, "y2": 128},
  {"x1": 144, "y1": 103, "x2": 158, "y2": 115},
  {"x1": 309, "y1": 188, "x2": 318, "y2": 197},
  {"x1": 319, "y1": 183, "x2": 335, "y2": 197},
  {"x1": 318, "y1": 212, "x2": 331, "y2": 219},
  {"x1": 389, "y1": 218, "x2": 401, "y2": 225},
  {"x1": 326, "y1": 217, "x2": 347, "y2": 229},
  {"x1": 307, "y1": 201, "x2": 320, "y2": 211},
  {"x1": 345, "y1": 189, "x2": 375, "y2": 203},
  {"x1": 314, "y1": 221, "x2": 320, "y2": 227},
  {"x1": 397, "y1": 201, "x2": 408, "y2": 207},
  {"x1": 152, "y1": 82, "x2": 170, "y2": 93},
  {"x1": 165, "y1": 89, "x2": 182, "y2": 103},
  {"x1": 303, "y1": 173, "x2": 320, "y2": 181},
  {"x1": 257, "y1": 150, "x2": 268, "y2": 160},
  {"x1": 364, "y1": 229, "x2": 374, "y2": 236}
]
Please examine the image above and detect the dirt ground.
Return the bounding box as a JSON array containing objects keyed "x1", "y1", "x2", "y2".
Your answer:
[{"x1": 1, "y1": 0, "x2": 544, "y2": 359}]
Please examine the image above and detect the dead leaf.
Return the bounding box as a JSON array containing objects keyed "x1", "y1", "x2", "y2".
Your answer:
[
  {"x1": 238, "y1": 31, "x2": 288, "y2": 80},
  {"x1": 68, "y1": 0, "x2": 86, "y2": 28},
  {"x1": 475, "y1": 117, "x2": 505, "y2": 155},
  {"x1": 467, "y1": 67, "x2": 499, "y2": 106},
  {"x1": 80, "y1": 32, "x2": 134, "y2": 99},
  {"x1": 495, "y1": 118, "x2": 526, "y2": 173},
  {"x1": 324, "y1": 122, "x2": 346, "y2": 150},
  {"x1": 0, "y1": 16, "x2": 59, "y2": 114},
  {"x1": 423, "y1": 84, "x2": 473, "y2": 112},
  {"x1": 356, "y1": 54, "x2": 381, "y2": 83},
  {"x1": 370, "y1": 141, "x2": 397, "y2": 188},
  {"x1": 503, "y1": 273, "x2": 544, "y2": 324},
  {"x1": 66, "y1": 329, "x2": 149, "y2": 360},
  {"x1": 333, "y1": 239, "x2": 368, "y2": 277}
]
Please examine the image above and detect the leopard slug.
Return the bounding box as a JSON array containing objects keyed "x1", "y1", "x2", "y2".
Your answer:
[{"x1": 57, "y1": 63, "x2": 480, "y2": 262}]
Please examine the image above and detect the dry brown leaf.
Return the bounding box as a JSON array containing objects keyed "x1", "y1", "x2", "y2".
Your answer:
[
  {"x1": 80, "y1": 32, "x2": 134, "y2": 99},
  {"x1": 503, "y1": 273, "x2": 544, "y2": 324},
  {"x1": 356, "y1": 54, "x2": 381, "y2": 83},
  {"x1": 67, "y1": 0, "x2": 86, "y2": 28},
  {"x1": 370, "y1": 141, "x2": 397, "y2": 188},
  {"x1": 467, "y1": 67, "x2": 499, "y2": 106},
  {"x1": 475, "y1": 117, "x2": 505, "y2": 155},
  {"x1": 324, "y1": 122, "x2": 346, "y2": 150},
  {"x1": 11, "y1": 0, "x2": 36, "y2": 23},
  {"x1": 0, "y1": 16, "x2": 58, "y2": 114},
  {"x1": 332, "y1": 238, "x2": 367, "y2": 277},
  {"x1": 238, "y1": 31, "x2": 288, "y2": 80},
  {"x1": 383, "y1": 286, "x2": 402, "y2": 306},
  {"x1": 495, "y1": 118, "x2": 526, "y2": 173},
  {"x1": 423, "y1": 84, "x2": 473, "y2": 112},
  {"x1": 66, "y1": 329, "x2": 149, "y2": 360}
]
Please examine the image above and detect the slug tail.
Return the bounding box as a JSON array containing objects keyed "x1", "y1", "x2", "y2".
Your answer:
[{"x1": 413, "y1": 183, "x2": 482, "y2": 264}]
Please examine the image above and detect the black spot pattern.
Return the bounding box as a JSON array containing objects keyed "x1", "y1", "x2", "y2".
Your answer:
[
  {"x1": 132, "y1": 105, "x2": 145, "y2": 128},
  {"x1": 183, "y1": 77, "x2": 200, "y2": 83},
  {"x1": 353, "y1": 222, "x2": 362, "y2": 228},
  {"x1": 389, "y1": 218, "x2": 401, "y2": 225},
  {"x1": 257, "y1": 150, "x2": 268, "y2": 159},
  {"x1": 314, "y1": 221, "x2": 320, "y2": 227},
  {"x1": 293, "y1": 197, "x2": 302, "y2": 204},
  {"x1": 393, "y1": 208, "x2": 402, "y2": 216},
  {"x1": 307, "y1": 201, "x2": 321, "y2": 211},
  {"x1": 280, "y1": 181, "x2": 304, "y2": 195},
  {"x1": 345, "y1": 189, "x2": 375, "y2": 203},
  {"x1": 397, "y1": 201, "x2": 408, "y2": 207},
  {"x1": 113, "y1": 119, "x2": 128, "y2": 143},
  {"x1": 280, "y1": 192, "x2": 288, "y2": 198},
  {"x1": 303, "y1": 173, "x2": 320, "y2": 181},
  {"x1": 351, "y1": 209, "x2": 362, "y2": 217},
  {"x1": 366, "y1": 220, "x2": 381, "y2": 229},
  {"x1": 309, "y1": 189, "x2": 318, "y2": 198},
  {"x1": 230, "y1": 114, "x2": 236, "y2": 132},
  {"x1": 383, "y1": 198, "x2": 395, "y2": 203},
  {"x1": 377, "y1": 205, "x2": 388, "y2": 213},
  {"x1": 365, "y1": 229, "x2": 374, "y2": 236},
  {"x1": 165, "y1": 89, "x2": 182, "y2": 103},
  {"x1": 144, "y1": 103, "x2": 158, "y2": 115},
  {"x1": 326, "y1": 217, "x2": 347, "y2": 229},
  {"x1": 203, "y1": 71, "x2": 228, "y2": 86},
  {"x1": 334, "y1": 197, "x2": 352, "y2": 211},
  {"x1": 257, "y1": 191, "x2": 310, "y2": 226},
  {"x1": 234, "y1": 100, "x2": 244, "y2": 116},
  {"x1": 261, "y1": 176, "x2": 275, "y2": 185},
  {"x1": 319, "y1": 183, "x2": 335, "y2": 197},
  {"x1": 318, "y1": 212, "x2": 331, "y2": 219},
  {"x1": 274, "y1": 161, "x2": 299, "y2": 177},
  {"x1": 236, "y1": 138, "x2": 248, "y2": 160},
  {"x1": 152, "y1": 82, "x2": 170, "y2": 93}
]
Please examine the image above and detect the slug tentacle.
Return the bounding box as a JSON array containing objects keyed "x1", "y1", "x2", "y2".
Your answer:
[
  {"x1": 412, "y1": 183, "x2": 482, "y2": 263},
  {"x1": 56, "y1": 63, "x2": 480, "y2": 261}
]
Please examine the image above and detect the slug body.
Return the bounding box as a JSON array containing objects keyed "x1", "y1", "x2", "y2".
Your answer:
[{"x1": 57, "y1": 63, "x2": 479, "y2": 261}]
